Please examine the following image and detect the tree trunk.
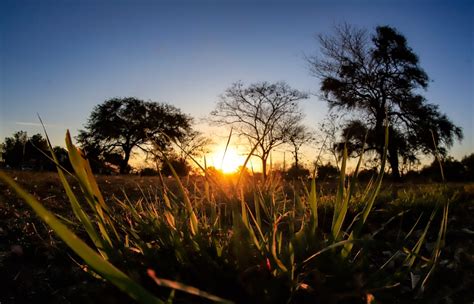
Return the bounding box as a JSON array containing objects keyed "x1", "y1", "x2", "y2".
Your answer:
[
  {"x1": 262, "y1": 156, "x2": 267, "y2": 180},
  {"x1": 294, "y1": 147, "x2": 299, "y2": 169},
  {"x1": 375, "y1": 110, "x2": 385, "y2": 161},
  {"x1": 388, "y1": 141, "x2": 401, "y2": 181},
  {"x1": 120, "y1": 148, "x2": 131, "y2": 174}
]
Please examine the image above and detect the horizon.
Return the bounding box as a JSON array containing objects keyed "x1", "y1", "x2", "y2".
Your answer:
[{"x1": 1, "y1": 0, "x2": 473, "y2": 172}]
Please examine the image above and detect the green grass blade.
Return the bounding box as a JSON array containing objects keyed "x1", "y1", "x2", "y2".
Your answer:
[
  {"x1": 39, "y1": 122, "x2": 110, "y2": 258},
  {"x1": 342, "y1": 124, "x2": 389, "y2": 257},
  {"x1": 303, "y1": 239, "x2": 358, "y2": 265},
  {"x1": 272, "y1": 217, "x2": 288, "y2": 273},
  {"x1": 331, "y1": 146, "x2": 347, "y2": 240},
  {"x1": 405, "y1": 205, "x2": 439, "y2": 268},
  {"x1": 161, "y1": 152, "x2": 199, "y2": 236},
  {"x1": 65, "y1": 130, "x2": 107, "y2": 211},
  {"x1": 0, "y1": 171, "x2": 163, "y2": 304},
  {"x1": 308, "y1": 176, "x2": 318, "y2": 234},
  {"x1": 65, "y1": 131, "x2": 120, "y2": 245}
]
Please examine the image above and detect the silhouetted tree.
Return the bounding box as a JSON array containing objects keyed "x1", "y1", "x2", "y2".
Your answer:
[
  {"x1": 139, "y1": 167, "x2": 158, "y2": 176},
  {"x1": 2, "y1": 131, "x2": 27, "y2": 168},
  {"x1": 286, "y1": 164, "x2": 310, "y2": 179},
  {"x1": 316, "y1": 162, "x2": 339, "y2": 180},
  {"x1": 316, "y1": 112, "x2": 345, "y2": 168},
  {"x1": 308, "y1": 24, "x2": 462, "y2": 179},
  {"x1": 421, "y1": 156, "x2": 465, "y2": 182},
  {"x1": 211, "y1": 81, "x2": 308, "y2": 179},
  {"x1": 2, "y1": 131, "x2": 49, "y2": 170},
  {"x1": 462, "y1": 153, "x2": 474, "y2": 181},
  {"x1": 170, "y1": 130, "x2": 212, "y2": 161},
  {"x1": 78, "y1": 97, "x2": 193, "y2": 174},
  {"x1": 44, "y1": 146, "x2": 72, "y2": 171},
  {"x1": 287, "y1": 125, "x2": 314, "y2": 169},
  {"x1": 161, "y1": 156, "x2": 191, "y2": 177},
  {"x1": 75, "y1": 138, "x2": 111, "y2": 174}
]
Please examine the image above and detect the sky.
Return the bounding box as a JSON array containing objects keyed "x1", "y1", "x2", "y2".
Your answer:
[{"x1": 1, "y1": 0, "x2": 473, "y2": 169}]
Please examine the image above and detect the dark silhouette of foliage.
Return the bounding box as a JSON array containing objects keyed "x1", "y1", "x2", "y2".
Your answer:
[
  {"x1": 77, "y1": 97, "x2": 193, "y2": 174},
  {"x1": 421, "y1": 156, "x2": 466, "y2": 182},
  {"x1": 286, "y1": 164, "x2": 310, "y2": 179},
  {"x1": 139, "y1": 167, "x2": 159, "y2": 176},
  {"x1": 461, "y1": 153, "x2": 474, "y2": 181},
  {"x1": 1, "y1": 131, "x2": 71, "y2": 172},
  {"x1": 161, "y1": 156, "x2": 191, "y2": 177},
  {"x1": 2, "y1": 131, "x2": 49, "y2": 170},
  {"x1": 211, "y1": 81, "x2": 308, "y2": 180},
  {"x1": 357, "y1": 168, "x2": 379, "y2": 181},
  {"x1": 44, "y1": 146, "x2": 72, "y2": 172},
  {"x1": 309, "y1": 24, "x2": 462, "y2": 179},
  {"x1": 316, "y1": 162, "x2": 339, "y2": 180}
]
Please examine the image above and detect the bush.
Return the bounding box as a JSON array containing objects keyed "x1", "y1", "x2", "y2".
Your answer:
[{"x1": 139, "y1": 167, "x2": 159, "y2": 176}]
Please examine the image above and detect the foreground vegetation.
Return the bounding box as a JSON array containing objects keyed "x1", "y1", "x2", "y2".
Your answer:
[{"x1": 1, "y1": 131, "x2": 473, "y2": 304}]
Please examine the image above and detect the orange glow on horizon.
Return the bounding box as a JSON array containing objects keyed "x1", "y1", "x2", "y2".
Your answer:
[{"x1": 211, "y1": 147, "x2": 248, "y2": 174}]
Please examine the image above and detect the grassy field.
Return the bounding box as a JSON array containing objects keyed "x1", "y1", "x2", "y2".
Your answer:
[{"x1": 1, "y1": 168, "x2": 473, "y2": 303}]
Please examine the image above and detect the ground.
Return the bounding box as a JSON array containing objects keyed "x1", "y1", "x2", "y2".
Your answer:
[{"x1": 0, "y1": 170, "x2": 473, "y2": 303}]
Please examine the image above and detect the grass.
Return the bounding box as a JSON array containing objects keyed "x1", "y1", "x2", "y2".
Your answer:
[{"x1": 1, "y1": 130, "x2": 473, "y2": 303}]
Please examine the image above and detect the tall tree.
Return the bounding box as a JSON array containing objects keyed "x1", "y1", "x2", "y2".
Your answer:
[
  {"x1": 308, "y1": 24, "x2": 462, "y2": 179},
  {"x1": 78, "y1": 97, "x2": 193, "y2": 174},
  {"x1": 211, "y1": 81, "x2": 308, "y2": 179}
]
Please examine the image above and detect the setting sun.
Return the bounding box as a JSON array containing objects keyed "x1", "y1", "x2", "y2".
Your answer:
[{"x1": 212, "y1": 147, "x2": 247, "y2": 174}]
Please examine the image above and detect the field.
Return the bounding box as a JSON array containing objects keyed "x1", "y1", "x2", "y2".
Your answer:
[{"x1": 1, "y1": 168, "x2": 473, "y2": 304}]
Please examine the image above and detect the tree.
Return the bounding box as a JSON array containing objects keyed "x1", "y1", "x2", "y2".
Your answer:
[
  {"x1": 170, "y1": 130, "x2": 212, "y2": 161},
  {"x1": 50, "y1": 146, "x2": 72, "y2": 171},
  {"x1": 462, "y1": 153, "x2": 474, "y2": 181},
  {"x1": 308, "y1": 24, "x2": 463, "y2": 179},
  {"x1": 286, "y1": 164, "x2": 310, "y2": 179},
  {"x1": 287, "y1": 124, "x2": 314, "y2": 169},
  {"x1": 160, "y1": 156, "x2": 191, "y2": 177},
  {"x1": 2, "y1": 131, "x2": 28, "y2": 168},
  {"x1": 211, "y1": 81, "x2": 309, "y2": 179},
  {"x1": 143, "y1": 130, "x2": 210, "y2": 176},
  {"x1": 316, "y1": 162, "x2": 339, "y2": 180},
  {"x1": 2, "y1": 131, "x2": 49, "y2": 170},
  {"x1": 420, "y1": 156, "x2": 465, "y2": 182},
  {"x1": 315, "y1": 112, "x2": 345, "y2": 169},
  {"x1": 78, "y1": 97, "x2": 193, "y2": 174}
]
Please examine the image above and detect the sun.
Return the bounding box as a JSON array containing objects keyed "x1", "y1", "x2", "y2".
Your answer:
[{"x1": 215, "y1": 147, "x2": 247, "y2": 174}]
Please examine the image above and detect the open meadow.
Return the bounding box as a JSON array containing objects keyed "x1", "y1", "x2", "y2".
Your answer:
[{"x1": 1, "y1": 167, "x2": 473, "y2": 303}]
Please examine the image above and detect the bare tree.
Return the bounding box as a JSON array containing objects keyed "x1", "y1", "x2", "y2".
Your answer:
[
  {"x1": 316, "y1": 112, "x2": 344, "y2": 169},
  {"x1": 287, "y1": 124, "x2": 314, "y2": 169},
  {"x1": 173, "y1": 130, "x2": 212, "y2": 161},
  {"x1": 210, "y1": 81, "x2": 308, "y2": 179}
]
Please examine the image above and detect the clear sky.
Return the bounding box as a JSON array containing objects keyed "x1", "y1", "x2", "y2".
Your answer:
[{"x1": 1, "y1": 0, "x2": 473, "y2": 168}]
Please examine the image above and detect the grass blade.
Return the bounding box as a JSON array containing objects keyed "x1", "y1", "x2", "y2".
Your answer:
[
  {"x1": 147, "y1": 269, "x2": 234, "y2": 304},
  {"x1": 0, "y1": 171, "x2": 163, "y2": 304}
]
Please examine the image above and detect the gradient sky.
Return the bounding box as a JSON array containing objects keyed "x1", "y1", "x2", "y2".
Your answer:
[{"x1": 1, "y1": 0, "x2": 473, "y2": 167}]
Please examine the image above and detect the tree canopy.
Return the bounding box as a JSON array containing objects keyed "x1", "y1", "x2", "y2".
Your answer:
[
  {"x1": 210, "y1": 81, "x2": 309, "y2": 179},
  {"x1": 309, "y1": 24, "x2": 463, "y2": 179},
  {"x1": 1, "y1": 131, "x2": 48, "y2": 169},
  {"x1": 1, "y1": 131, "x2": 70, "y2": 171},
  {"x1": 77, "y1": 97, "x2": 193, "y2": 174}
]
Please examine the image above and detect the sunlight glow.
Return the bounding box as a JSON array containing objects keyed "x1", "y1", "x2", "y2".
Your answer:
[{"x1": 213, "y1": 147, "x2": 247, "y2": 174}]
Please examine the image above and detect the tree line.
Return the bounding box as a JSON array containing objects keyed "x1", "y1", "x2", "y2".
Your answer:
[{"x1": 0, "y1": 24, "x2": 467, "y2": 181}]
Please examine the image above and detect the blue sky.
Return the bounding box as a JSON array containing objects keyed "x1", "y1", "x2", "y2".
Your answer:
[{"x1": 1, "y1": 0, "x2": 473, "y2": 164}]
